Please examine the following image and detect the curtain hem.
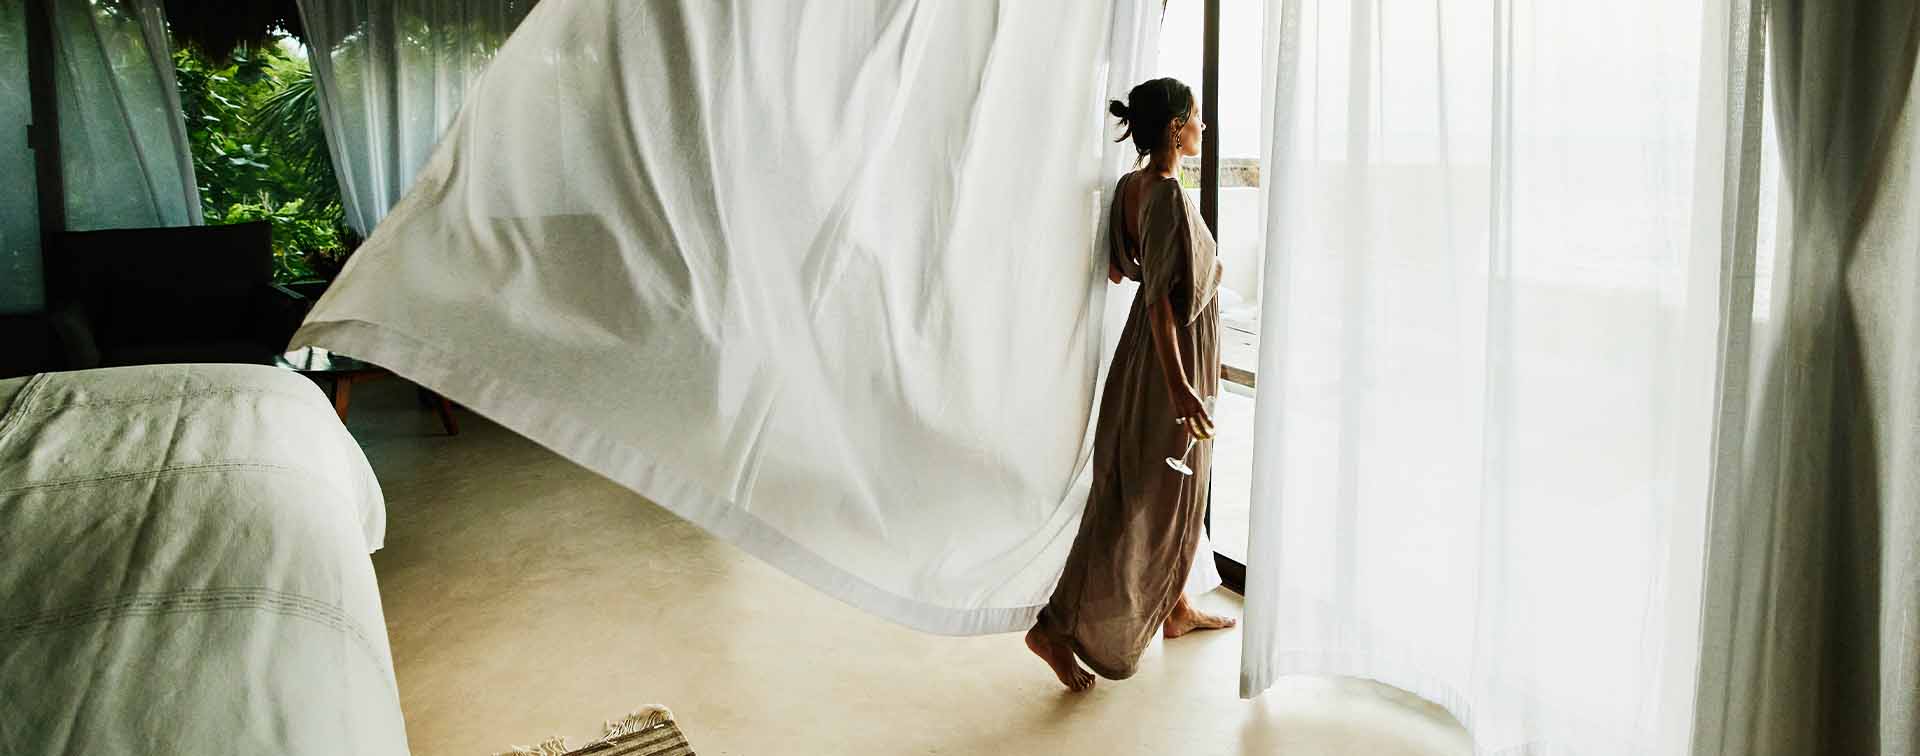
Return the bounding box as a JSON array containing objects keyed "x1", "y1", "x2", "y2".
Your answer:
[
  {"x1": 1244, "y1": 649, "x2": 1597, "y2": 756},
  {"x1": 292, "y1": 318, "x2": 1051, "y2": 637}
]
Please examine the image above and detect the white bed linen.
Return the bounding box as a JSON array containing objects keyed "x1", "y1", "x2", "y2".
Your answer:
[{"x1": 0, "y1": 364, "x2": 405, "y2": 755}]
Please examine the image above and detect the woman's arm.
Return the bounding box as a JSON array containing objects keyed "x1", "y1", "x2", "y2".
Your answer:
[{"x1": 1150, "y1": 296, "x2": 1214, "y2": 439}]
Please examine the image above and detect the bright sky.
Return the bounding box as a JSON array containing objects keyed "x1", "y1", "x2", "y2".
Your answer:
[{"x1": 1156, "y1": 0, "x2": 1265, "y2": 159}]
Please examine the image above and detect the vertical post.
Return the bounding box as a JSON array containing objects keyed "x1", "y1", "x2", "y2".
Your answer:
[
  {"x1": 1200, "y1": 0, "x2": 1231, "y2": 593},
  {"x1": 24, "y1": 0, "x2": 64, "y2": 301},
  {"x1": 1200, "y1": 0, "x2": 1220, "y2": 234}
]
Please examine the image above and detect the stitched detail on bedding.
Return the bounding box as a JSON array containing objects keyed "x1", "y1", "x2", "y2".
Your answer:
[
  {"x1": 2, "y1": 588, "x2": 392, "y2": 681},
  {"x1": 21, "y1": 386, "x2": 318, "y2": 415},
  {"x1": 0, "y1": 461, "x2": 303, "y2": 495},
  {"x1": 1, "y1": 463, "x2": 362, "y2": 519}
]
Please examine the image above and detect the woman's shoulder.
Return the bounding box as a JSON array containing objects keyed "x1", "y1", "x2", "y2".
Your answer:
[
  {"x1": 1117, "y1": 169, "x2": 1182, "y2": 186},
  {"x1": 1115, "y1": 172, "x2": 1186, "y2": 228},
  {"x1": 1141, "y1": 174, "x2": 1186, "y2": 212}
]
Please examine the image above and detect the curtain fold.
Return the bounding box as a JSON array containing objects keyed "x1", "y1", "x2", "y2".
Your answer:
[
  {"x1": 51, "y1": 0, "x2": 200, "y2": 232},
  {"x1": 296, "y1": 0, "x2": 539, "y2": 236},
  {"x1": 1692, "y1": 1, "x2": 1920, "y2": 753},
  {"x1": 1242, "y1": 0, "x2": 1767, "y2": 751},
  {"x1": 0, "y1": 0, "x2": 41, "y2": 314},
  {"x1": 294, "y1": 0, "x2": 1160, "y2": 635}
]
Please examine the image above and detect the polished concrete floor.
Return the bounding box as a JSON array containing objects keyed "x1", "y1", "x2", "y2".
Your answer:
[{"x1": 343, "y1": 381, "x2": 1472, "y2": 755}]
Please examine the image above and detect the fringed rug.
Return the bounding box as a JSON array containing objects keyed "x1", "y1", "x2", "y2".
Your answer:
[{"x1": 495, "y1": 705, "x2": 694, "y2": 756}]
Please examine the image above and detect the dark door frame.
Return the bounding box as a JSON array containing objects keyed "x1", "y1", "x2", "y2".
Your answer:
[
  {"x1": 1195, "y1": 0, "x2": 1246, "y2": 595},
  {"x1": 24, "y1": 0, "x2": 65, "y2": 303}
]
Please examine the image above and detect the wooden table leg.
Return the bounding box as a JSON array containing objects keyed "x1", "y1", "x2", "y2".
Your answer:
[
  {"x1": 332, "y1": 375, "x2": 354, "y2": 422},
  {"x1": 435, "y1": 396, "x2": 460, "y2": 436}
]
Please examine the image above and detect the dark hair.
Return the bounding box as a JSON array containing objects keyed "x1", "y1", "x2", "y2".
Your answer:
[{"x1": 1108, "y1": 77, "x2": 1195, "y2": 160}]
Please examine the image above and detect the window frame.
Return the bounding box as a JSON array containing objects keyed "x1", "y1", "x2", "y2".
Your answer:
[{"x1": 1191, "y1": 0, "x2": 1247, "y2": 595}]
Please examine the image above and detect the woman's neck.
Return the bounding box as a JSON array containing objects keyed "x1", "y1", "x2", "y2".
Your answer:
[{"x1": 1145, "y1": 149, "x2": 1180, "y2": 179}]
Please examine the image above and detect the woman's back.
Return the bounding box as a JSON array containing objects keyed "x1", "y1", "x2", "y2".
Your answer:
[{"x1": 1114, "y1": 170, "x2": 1156, "y2": 253}]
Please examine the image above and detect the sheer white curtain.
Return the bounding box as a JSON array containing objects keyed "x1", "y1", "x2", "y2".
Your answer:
[
  {"x1": 1692, "y1": 1, "x2": 1920, "y2": 752},
  {"x1": 1241, "y1": 0, "x2": 1764, "y2": 751},
  {"x1": 0, "y1": 1, "x2": 41, "y2": 313},
  {"x1": 296, "y1": 0, "x2": 539, "y2": 236},
  {"x1": 50, "y1": 0, "x2": 200, "y2": 232}
]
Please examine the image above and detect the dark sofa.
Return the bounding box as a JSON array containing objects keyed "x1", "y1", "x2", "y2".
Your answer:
[
  {"x1": 0, "y1": 313, "x2": 65, "y2": 379},
  {"x1": 49, "y1": 221, "x2": 308, "y2": 369}
]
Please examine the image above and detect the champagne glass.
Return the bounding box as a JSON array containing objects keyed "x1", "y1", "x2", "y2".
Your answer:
[{"x1": 1166, "y1": 396, "x2": 1217, "y2": 476}]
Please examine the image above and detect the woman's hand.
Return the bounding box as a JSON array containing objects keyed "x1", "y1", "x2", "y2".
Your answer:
[
  {"x1": 1172, "y1": 386, "x2": 1214, "y2": 440},
  {"x1": 1147, "y1": 296, "x2": 1210, "y2": 438}
]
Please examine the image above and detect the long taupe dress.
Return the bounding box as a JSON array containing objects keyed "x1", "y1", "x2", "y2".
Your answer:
[{"x1": 1037, "y1": 174, "x2": 1221, "y2": 680}]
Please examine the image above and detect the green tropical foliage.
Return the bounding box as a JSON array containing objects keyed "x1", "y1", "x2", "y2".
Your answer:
[
  {"x1": 251, "y1": 64, "x2": 336, "y2": 206},
  {"x1": 174, "y1": 40, "x2": 351, "y2": 282},
  {"x1": 208, "y1": 195, "x2": 344, "y2": 282}
]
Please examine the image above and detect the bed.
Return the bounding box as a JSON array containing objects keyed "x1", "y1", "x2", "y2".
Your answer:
[{"x1": 0, "y1": 363, "x2": 407, "y2": 755}]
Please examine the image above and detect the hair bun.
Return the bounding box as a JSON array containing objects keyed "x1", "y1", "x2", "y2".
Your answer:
[{"x1": 1108, "y1": 99, "x2": 1131, "y2": 120}]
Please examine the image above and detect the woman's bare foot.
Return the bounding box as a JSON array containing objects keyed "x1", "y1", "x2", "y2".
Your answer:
[
  {"x1": 1026, "y1": 626, "x2": 1094, "y2": 691},
  {"x1": 1164, "y1": 596, "x2": 1237, "y2": 639}
]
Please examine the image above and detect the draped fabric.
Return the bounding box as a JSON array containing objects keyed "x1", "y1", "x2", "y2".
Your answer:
[
  {"x1": 1692, "y1": 2, "x2": 1920, "y2": 753},
  {"x1": 1241, "y1": 0, "x2": 1767, "y2": 751},
  {"x1": 1037, "y1": 176, "x2": 1222, "y2": 680},
  {"x1": 296, "y1": 0, "x2": 540, "y2": 236},
  {"x1": 295, "y1": 0, "x2": 1164, "y2": 635},
  {"x1": 51, "y1": 0, "x2": 200, "y2": 232},
  {"x1": 0, "y1": 1, "x2": 40, "y2": 314}
]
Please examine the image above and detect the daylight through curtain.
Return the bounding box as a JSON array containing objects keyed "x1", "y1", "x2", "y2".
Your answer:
[
  {"x1": 296, "y1": 0, "x2": 538, "y2": 236},
  {"x1": 1240, "y1": 0, "x2": 1768, "y2": 751}
]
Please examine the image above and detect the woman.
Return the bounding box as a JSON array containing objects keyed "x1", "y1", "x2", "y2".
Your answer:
[{"x1": 1027, "y1": 77, "x2": 1236, "y2": 691}]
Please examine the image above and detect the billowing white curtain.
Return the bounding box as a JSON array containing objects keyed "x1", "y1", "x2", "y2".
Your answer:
[
  {"x1": 1241, "y1": 0, "x2": 1766, "y2": 751},
  {"x1": 0, "y1": 0, "x2": 41, "y2": 314},
  {"x1": 296, "y1": 0, "x2": 1165, "y2": 634},
  {"x1": 1692, "y1": 1, "x2": 1920, "y2": 752},
  {"x1": 296, "y1": 0, "x2": 539, "y2": 236},
  {"x1": 51, "y1": 0, "x2": 200, "y2": 231}
]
